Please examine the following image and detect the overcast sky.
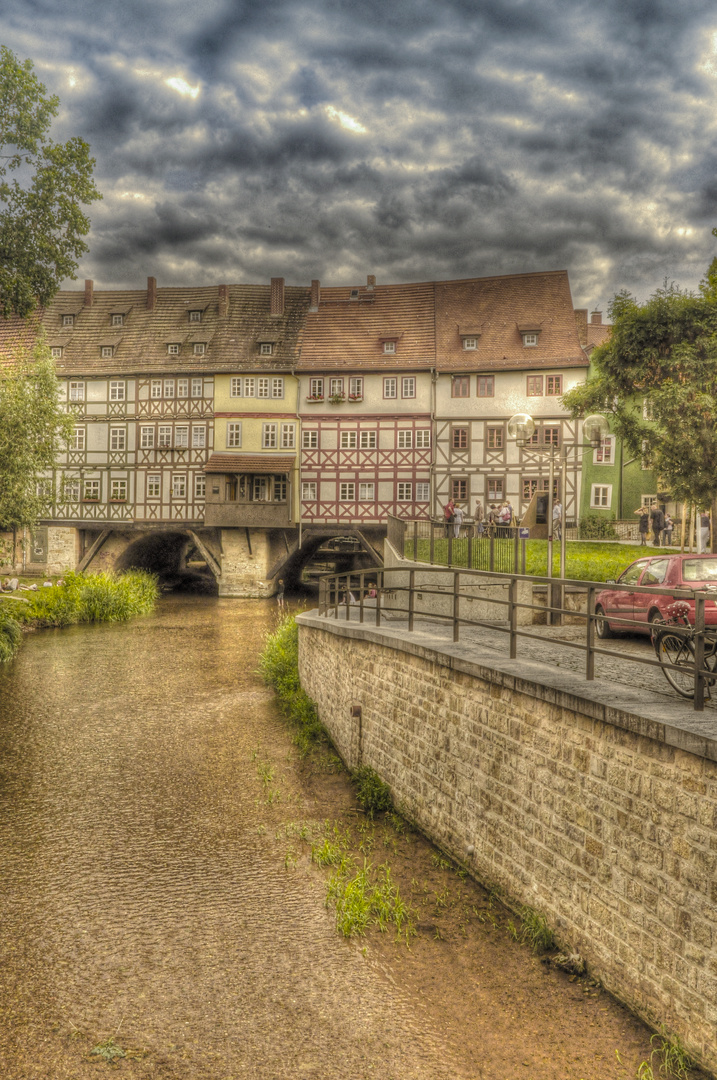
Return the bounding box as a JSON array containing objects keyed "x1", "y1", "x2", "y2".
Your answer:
[{"x1": 4, "y1": 0, "x2": 717, "y2": 309}]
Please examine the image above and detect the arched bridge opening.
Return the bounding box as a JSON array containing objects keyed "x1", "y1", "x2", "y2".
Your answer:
[
  {"x1": 269, "y1": 526, "x2": 384, "y2": 594},
  {"x1": 82, "y1": 527, "x2": 221, "y2": 594}
]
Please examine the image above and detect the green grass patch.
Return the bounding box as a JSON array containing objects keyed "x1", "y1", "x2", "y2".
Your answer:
[
  {"x1": 258, "y1": 614, "x2": 327, "y2": 754},
  {"x1": 352, "y1": 765, "x2": 393, "y2": 818},
  {"x1": 0, "y1": 570, "x2": 159, "y2": 664},
  {"x1": 509, "y1": 905, "x2": 555, "y2": 953},
  {"x1": 326, "y1": 857, "x2": 414, "y2": 941},
  {"x1": 405, "y1": 538, "x2": 667, "y2": 583}
]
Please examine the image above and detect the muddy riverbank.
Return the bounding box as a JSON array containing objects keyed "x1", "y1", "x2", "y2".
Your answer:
[{"x1": 0, "y1": 596, "x2": 703, "y2": 1079}]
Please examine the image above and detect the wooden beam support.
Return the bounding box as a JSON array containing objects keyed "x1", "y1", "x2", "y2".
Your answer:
[
  {"x1": 77, "y1": 528, "x2": 111, "y2": 572},
  {"x1": 188, "y1": 530, "x2": 221, "y2": 579}
]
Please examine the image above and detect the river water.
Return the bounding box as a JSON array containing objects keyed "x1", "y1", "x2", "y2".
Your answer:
[{"x1": 0, "y1": 597, "x2": 464, "y2": 1080}]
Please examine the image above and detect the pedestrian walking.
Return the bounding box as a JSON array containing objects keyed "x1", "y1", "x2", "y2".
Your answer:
[
  {"x1": 453, "y1": 503, "x2": 464, "y2": 539},
  {"x1": 650, "y1": 505, "x2": 664, "y2": 546},
  {"x1": 662, "y1": 514, "x2": 674, "y2": 546},
  {"x1": 443, "y1": 498, "x2": 455, "y2": 537},
  {"x1": 276, "y1": 578, "x2": 285, "y2": 608},
  {"x1": 552, "y1": 499, "x2": 563, "y2": 541}
]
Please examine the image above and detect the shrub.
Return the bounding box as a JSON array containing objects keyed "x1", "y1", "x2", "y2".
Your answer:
[
  {"x1": 352, "y1": 765, "x2": 393, "y2": 818},
  {"x1": 0, "y1": 606, "x2": 21, "y2": 663},
  {"x1": 579, "y1": 514, "x2": 619, "y2": 540},
  {"x1": 259, "y1": 614, "x2": 326, "y2": 753}
]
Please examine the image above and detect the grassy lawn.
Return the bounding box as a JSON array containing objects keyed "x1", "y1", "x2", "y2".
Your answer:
[{"x1": 403, "y1": 538, "x2": 677, "y2": 583}]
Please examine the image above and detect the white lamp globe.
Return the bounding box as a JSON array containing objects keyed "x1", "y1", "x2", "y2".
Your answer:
[{"x1": 507, "y1": 413, "x2": 536, "y2": 446}]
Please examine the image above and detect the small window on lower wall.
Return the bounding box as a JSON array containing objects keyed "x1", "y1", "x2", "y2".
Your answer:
[
  {"x1": 147, "y1": 474, "x2": 161, "y2": 498},
  {"x1": 451, "y1": 478, "x2": 467, "y2": 501},
  {"x1": 397, "y1": 482, "x2": 412, "y2": 502},
  {"x1": 172, "y1": 475, "x2": 186, "y2": 498},
  {"x1": 359, "y1": 482, "x2": 375, "y2": 501},
  {"x1": 110, "y1": 479, "x2": 127, "y2": 501},
  {"x1": 416, "y1": 482, "x2": 429, "y2": 501},
  {"x1": 302, "y1": 481, "x2": 317, "y2": 500},
  {"x1": 194, "y1": 474, "x2": 206, "y2": 498},
  {"x1": 487, "y1": 478, "x2": 504, "y2": 502},
  {"x1": 340, "y1": 482, "x2": 355, "y2": 501},
  {"x1": 591, "y1": 484, "x2": 612, "y2": 508}
]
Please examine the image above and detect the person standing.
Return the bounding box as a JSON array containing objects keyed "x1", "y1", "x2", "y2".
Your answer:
[
  {"x1": 552, "y1": 499, "x2": 563, "y2": 542},
  {"x1": 701, "y1": 510, "x2": 711, "y2": 553},
  {"x1": 474, "y1": 498, "x2": 484, "y2": 536},
  {"x1": 662, "y1": 514, "x2": 674, "y2": 547},
  {"x1": 276, "y1": 578, "x2": 285, "y2": 608},
  {"x1": 635, "y1": 507, "x2": 649, "y2": 546},
  {"x1": 453, "y1": 503, "x2": 464, "y2": 539},
  {"x1": 444, "y1": 498, "x2": 455, "y2": 537},
  {"x1": 650, "y1": 504, "x2": 664, "y2": 546}
]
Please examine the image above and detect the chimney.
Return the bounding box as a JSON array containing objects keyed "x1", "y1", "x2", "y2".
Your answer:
[
  {"x1": 147, "y1": 276, "x2": 157, "y2": 311},
  {"x1": 367, "y1": 275, "x2": 376, "y2": 290},
  {"x1": 574, "y1": 308, "x2": 588, "y2": 347},
  {"x1": 218, "y1": 284, "x2": 229, "y2": 317},
  {"x1": 310, "y1": 279, "x2": 321, "y2": 311},
  {"x1": 270, "y1": 277, "x2": 285, "y2": 316},
  {"x1": 84, "y1": 279, "x2": 93, "y2": 307},
  {"x1": 590, "y1": 310, "x2": 602, "y2": 325}
]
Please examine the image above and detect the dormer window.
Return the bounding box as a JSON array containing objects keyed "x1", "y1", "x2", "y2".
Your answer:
[
  {"x1": 350, "y1": 289, "x2": 359, "y2": 300},
  {"x1": 51, "y1": 346, "x2": 63, "y2": 358},
  {"x1": 111, "y1": 314, "x2": 124, "y2": 327},
  {"x1": 462, "y1": 337, "x2": 478, "y2": 351},
  {"x1": 62, "y1": 314, "x2": 74, "y2": 327},
  {"x1": 522, "y1": 333, "x2": 538, "y2": 347},
  {"x1": 101, "y1": 346, "x2": 114, "y2": 358},
  {"x1": 189, "y1": 310, "x2": 202, "y2": 323},
  {"x1": 193, "y1": 343, "x2": 206, "y2": 356},
  {"x1": 383, "y1": 341, "x2": 396, "y2": 354},
  {"x1": 260, "y1": 342, "x2": 273, "y2": 356},
  {"x1": 167, "y1": 344, "x2": 180, "y2": 355}
]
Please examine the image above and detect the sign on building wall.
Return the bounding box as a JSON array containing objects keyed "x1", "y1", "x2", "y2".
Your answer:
[{"x1": 30, "y1": 527, "x2": 48, "y2": 564}]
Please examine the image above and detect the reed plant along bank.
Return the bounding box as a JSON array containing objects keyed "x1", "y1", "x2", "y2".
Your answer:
[
  {"x1": 0, "y1": 570, "x2": 159, "y2": 663},
  {"x1": 259, "y1": 613, "x2": 326, "y2": 754}
]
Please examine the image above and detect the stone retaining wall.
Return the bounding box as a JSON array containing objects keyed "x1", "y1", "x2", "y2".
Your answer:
[{"x1": 297, "y1": 613, "x2": 717, "y2": 1076}]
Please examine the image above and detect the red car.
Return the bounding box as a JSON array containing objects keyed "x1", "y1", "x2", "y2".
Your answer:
[{"x1": 595, "y1": 553, "x2": 717, "y2": 638}]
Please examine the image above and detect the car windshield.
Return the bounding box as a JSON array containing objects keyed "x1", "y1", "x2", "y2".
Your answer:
[{"x1": 682, "y1": 559, "x2": 717, "y2": 582}]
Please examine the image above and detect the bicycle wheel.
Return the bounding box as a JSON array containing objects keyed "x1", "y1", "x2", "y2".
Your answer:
[{"x1": 655, "y1": 631, "x2": 696, "y2": 698}]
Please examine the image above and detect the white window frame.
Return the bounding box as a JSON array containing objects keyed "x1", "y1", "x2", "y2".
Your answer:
[
  {"x1": 110, "y1": 427, "x2": 126, "y2": 451},
  {"x1": 397, "y1": 430, "x2": 412, "y2": 449},
  {"x1": 522, "y1": 333, "x2": 538, "y2": 347},
  {"x1": 360, "y1": 430, "x2": 377, "y2": 449},
  {"x1": 111, "y1": 313, "x2": 124, "y2": 327},
  {"x1": 151, "y1": 379, "x2": 162, "y2": 399},
  {"x1": 590, "y1": 484, "x2": 612, "y2": 509},
  {"x1": 194, "y1": 473, "x2": 206, "y2": 498},
  {"x1": 330, "y1": 378, "x2": 344, "y2": 396},
  {"x1": 257, "y1": 378, "x2": 270, "y2": 399},
  {"x1": 189, "y1": 310, "x2": 202, "y2": 323},
  {"x1": 110, "y1": 478, "x2": 127, "y2": 501},
  {"x1": 309, "y1": 378, "x2": 324, "y2": 399},
  {"x1": 349, "y1": 377, "x2": 363, "y2": 398},
  {"x1": 70, "y1": 426, "x2": 85, "y2": 451},
  {"x1": 242, "y1": 377, "x2": 255, "y2": 397},
  {"x1": 383, "y1": 377, "x2": 397, "y2": 399},
  {"x1": 192, "y1": 426, "x2": 206, "y2": 449},
  {"x1": 462, "y1": 337, "x2": 478, "y2": 350},
  {"x1": 164, "y1": 379, "x2": 174, "y2": 399},
  {"x1": 51, "y1": 346, "x2": 63, "y2": 358},
  {"x1": 63, "y1": 478, "x2": 81, "y2": 502},
  {"x1": 227, "y1": 422, "x2": 242, "y2": 448},
  {"x1": 415, "y1": 429, "x2": 431, "y2": 448},
  {"x1": 230, "y1": 377, "x2": 242, "y2": 397},
  {"x1": 593, "y1": 436, "x2": 615, "y2": 465},
  {"x1": 174, "y1": 425, "x2": 189, "y2": 448},
  {"x1": 177, "y1": 378, "x2": 189, "y2": 398},
  {"x1": 383, "y1": 341, "x2": 396, "y2": 354},
  {"x1": 262, "y1": 423, "x2": 278, "y2": 449},
  {"x1": 191, "y1": 379, "x2": 203, "y2": 398},
  {"x1": 397, "y1": 482, "x2": 412, "y2": 502},
  {"x1": 140, "y1": 426, "x2": 155, "y2": 449},
  {"x1": 416, "y1": 481, "x2": 430, "y2": 502},
  {"x1": 193, "y1": 343, "x2": 206, "y2": 356},
  {"x1": 69, "y1": 380, "x2": 85, "y2": 401},
  {"x1": 280, "y1": 423, "x2": 295, "y2": 449},
  {"x1": 359, "y1": 482, "x2": 375, "y2": 502},
  {"x1": 147, "y1": 474, "x2": 161, "y2": 498},
  {"x1": 271, "y1": 377, "x2": 284, "y2": 399},
  {"x1": 101, "y1": 346, "x2": 114, "y2": 359},
  {"x1": 302, "y1": 430, "x2": 318, "y2": 449},
  {"x1": 339, "y1": 482, "x2": 356, "y2": 501},
  {"x1": 260, "y1": 342, "x2": 273, "y2": 356},
  {"x1": 302, "y1": 481, "x2": 317, "y2": 500},
  {"x1": 172, "y1": 474, "x2": 186, "y2": 498},
  {"x1": 62, "y1": 314, "x2": 74, "y2": 327},
  {"x1": 340, "y1": 430, "x2": 358, "y2": 449},
  {"x1": 167, "y1": 343, "x2": 180, "y2": 355},
  {"x1": 401, "y1": 377, "x2": 416, "y2": 399},
  {"x1": 158, "y1": 426, "x2": 172, "y2": 448},
  {"x1": 83, "y1": 479, "x2": 100, "y2": 501},
  {"x1": 109, "y1": 380, "x2": 125, "y2": 401}
]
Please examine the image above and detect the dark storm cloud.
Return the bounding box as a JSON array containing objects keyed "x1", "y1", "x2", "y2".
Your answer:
[{"x1": 2, "y1": 0, "x2": 717, "y2": 306}]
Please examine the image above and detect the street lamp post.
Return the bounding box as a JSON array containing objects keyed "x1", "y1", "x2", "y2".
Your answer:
[{"x1": 508, "y1": 412, "x2": 609, "y2": 623}]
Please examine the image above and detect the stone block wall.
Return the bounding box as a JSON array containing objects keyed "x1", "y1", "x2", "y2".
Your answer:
[{"x1": 297, "y1": 616, "x2": 717, "y2": 1076}]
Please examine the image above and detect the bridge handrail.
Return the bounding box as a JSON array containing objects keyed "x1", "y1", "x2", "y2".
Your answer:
[{"x1": 315, "y1": 565, "x2": 716, "y2": 712}]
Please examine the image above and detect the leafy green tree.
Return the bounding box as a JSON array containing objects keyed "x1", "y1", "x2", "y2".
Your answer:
[
  {"x1": 0, "y1": 336, "x2": 73, "y2": 566},
  {"x1": 0, "y1": 46, "x2": 101, "y2": 318},
  {"x1": 562, "y1": 266, "x2": 717, "y2": 549}
]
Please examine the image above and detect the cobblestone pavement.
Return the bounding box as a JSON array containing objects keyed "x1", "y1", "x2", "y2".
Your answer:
[{"x1": 331, "y1": 604, "x2": 717, "y2": 712}]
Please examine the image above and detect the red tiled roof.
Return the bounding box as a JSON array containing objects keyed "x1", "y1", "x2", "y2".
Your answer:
[
  {"x1": 0, "y1": 313, "x2": 44, "y2": 368},
  {"x1": 587, "y1": 322, "x2": 611, "y2": 348},
  {"x1": 205, "y1": 453, "x2": 296, "y2": 473},
  {"x1": 298, "y1": 282, "x2": 436, "y2": 371},
  {"x1": 435, "y1": 271, "x2": 588, "y2": 372}
]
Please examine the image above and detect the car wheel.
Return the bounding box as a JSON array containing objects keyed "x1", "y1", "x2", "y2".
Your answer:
[{"x1": 595, "y1": 605, "x2": 614, "y2": 639}]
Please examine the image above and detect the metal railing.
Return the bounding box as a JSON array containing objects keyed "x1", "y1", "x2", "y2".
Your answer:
[
  {"x1": 316, "y1": 565, "x2": 716, "y2": 711},
  {"x1": 388, "y1": 515, "x2": 526, "y2": 574}
]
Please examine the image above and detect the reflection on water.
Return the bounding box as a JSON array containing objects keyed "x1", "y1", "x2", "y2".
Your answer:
[{"x1": 0, "y1": 596, "x2": 457, "y2": 1079}]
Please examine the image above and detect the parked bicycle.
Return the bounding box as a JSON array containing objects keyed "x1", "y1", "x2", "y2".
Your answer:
[{"x1": 653, "y1": 601, "x2": 717, "y2": 699}]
